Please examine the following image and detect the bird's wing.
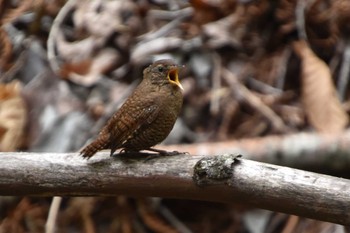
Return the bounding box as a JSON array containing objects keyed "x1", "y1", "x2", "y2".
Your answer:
[{"x1": 107, "y1": 97, "x2": 160, "y2": 154}]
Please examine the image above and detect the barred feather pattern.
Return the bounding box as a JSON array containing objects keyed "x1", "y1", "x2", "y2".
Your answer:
[{"x1": 80, "y1": 130, "x2": 110, "y2": 159}]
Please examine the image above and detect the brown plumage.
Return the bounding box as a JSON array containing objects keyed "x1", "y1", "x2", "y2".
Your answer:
[{"x1": 80, "y1": 59, "x2": 184, "y2": 159}]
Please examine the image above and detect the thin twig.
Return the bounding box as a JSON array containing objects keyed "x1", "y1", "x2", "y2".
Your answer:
[
  {"x1": 158, "y1": 203, "x2": 193, "y2": 233},
  {"x1": 337, "y1": 41, "x2": 350, "y2": 101},
  {"x1": 210, "y1": 52, "x2": 222, "y2": 115},
  {"x1": 45, "y1": 196, "x2": 62, "y2": 233},
  {"x1": 222, "y1": 68, "x2": 288, "y2": 133},
  {"x1": 295, "y1": 0, "x2": 307, "y2": 40},
  {"x1": 148, "y1": 7, "x2": 193, "y2": 21},
  {"x1": 139, "y1": 7, "x2": 193, "y2": 42},
  {"x1": 47, "y1": 0, "x2": 77, "y2": 73}
]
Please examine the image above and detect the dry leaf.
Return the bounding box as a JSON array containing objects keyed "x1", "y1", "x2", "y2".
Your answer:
[
  {"x1": 0, "y1": 29, "x2": 13, "y2": 71},
  {"x1": 0, "y1": 0, "x2": 34, "y2": 25},
  {"x1": 73, "y1": 0, "x2": 140, "y2": 38},
  {"x1": 332, "y1": 0, "x2": 350, "y2": 37},
  {"x1": 60, "y1": 48, "x2": 119, "y2": 86},
  {"x1": 293, "y1": 40, "x2": 349, "y2": 133},
  {"x1": 50, "y1": 0, "x2": 140, "y2": 86},
  {"x1": 0, "y1": 81, "x2": 27, "y2": 151},
  {"x1": 189, "y1": 0, "x2": 236, "y2": 24}
]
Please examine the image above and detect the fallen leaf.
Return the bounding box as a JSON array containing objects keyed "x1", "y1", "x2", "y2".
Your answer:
[
  {"x1": 50, "y1": 0, "x2": 140, "y2": 86},
  {"x1": 293, "y1": 40, "x2": 349, "y2": 133},
  {"x1": 0, "y1": 81, "x2": 27, "y2": 151},
  {"x1": 61, "y1": 48, "x2": 119, "y2": 86}
]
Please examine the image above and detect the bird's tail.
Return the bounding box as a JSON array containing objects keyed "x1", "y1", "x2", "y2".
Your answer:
[{"x1": 80, "y1": 134, "x2": 109, "y2": 159}]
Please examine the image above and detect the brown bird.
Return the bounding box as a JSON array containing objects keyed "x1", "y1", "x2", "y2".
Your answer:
[{"x1": 80, "y1": 59, "x2": 184, "y2": 159}]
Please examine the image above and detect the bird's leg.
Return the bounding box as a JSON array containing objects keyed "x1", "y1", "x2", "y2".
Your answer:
[
  {"x1": 116, "y1": 149, "x2": 153, "y2": 157},
  {"x1": 146, "y1": 148, "x2": 184, "y2": 156},
  {"x1": 112, "y1": 149, "x2": 153, "y2": 162},
  {"x1": 140, "y1": 148, "x2": 186, "y2": 162},
  {"x1": 110, "y1": 146, "x2": 119, "y2": 157}
]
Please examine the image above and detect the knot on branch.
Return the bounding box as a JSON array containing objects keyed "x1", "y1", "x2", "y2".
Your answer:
[{"x1": 192, "y1": 154, "x2": 241, "y2": 186}]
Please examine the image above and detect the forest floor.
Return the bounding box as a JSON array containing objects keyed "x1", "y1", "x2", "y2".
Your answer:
[{"x1": 0, "y1": 0, "x2": 349, "y2": 232}]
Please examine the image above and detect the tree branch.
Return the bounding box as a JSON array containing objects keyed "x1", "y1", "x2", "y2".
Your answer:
[
  {"x1": 0, "y1": 152, "x2": 349, "y2": 225},
  {"x1": 159, "y1": 130, "x2": 350, "y2": 174}
]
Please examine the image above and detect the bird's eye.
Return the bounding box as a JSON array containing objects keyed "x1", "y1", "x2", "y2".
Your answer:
[{"x1": 157, "y1": 66, "x2": 164, "y2": 72}]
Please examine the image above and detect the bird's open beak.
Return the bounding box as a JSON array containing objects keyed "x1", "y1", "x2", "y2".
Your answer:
[{"x1": 168, "y1": 66, "x2": 184, "y2": 90}]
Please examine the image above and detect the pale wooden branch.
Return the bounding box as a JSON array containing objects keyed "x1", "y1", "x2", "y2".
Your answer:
[
  {"x1": 158, "y1": 130, "x2": 350, "y2": 174},
  {"x1": 0, "y1": 152, "x2": 349, "y2": 225}
]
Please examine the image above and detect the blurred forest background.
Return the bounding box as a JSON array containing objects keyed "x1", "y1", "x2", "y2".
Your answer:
[{"x1": 0, "y1": 0, "x2": 350, "y2": 232}]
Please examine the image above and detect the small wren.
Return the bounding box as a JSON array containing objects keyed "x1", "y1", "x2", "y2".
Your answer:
[{"x1": 80, "y1": 59, "x2": 184, "y2": 159}]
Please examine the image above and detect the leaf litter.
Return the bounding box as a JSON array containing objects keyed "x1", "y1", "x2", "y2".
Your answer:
[{"x1": 0, "y1": 0, "x2": 349, "y2": 232}]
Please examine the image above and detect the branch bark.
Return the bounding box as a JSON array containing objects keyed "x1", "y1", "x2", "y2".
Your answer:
[
  {"x1": 0, "y1": 152, "x2": 349, "y2": 225},
  {"x1": 159, "y1": 130, "x2": 350, "y2": 174}
]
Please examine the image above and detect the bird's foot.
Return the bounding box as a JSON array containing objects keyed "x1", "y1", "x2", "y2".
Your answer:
[
  {"x1": 112, "y1": 149, "x2": 155, "y2": 160},
  {"x1": 141, "y1": 149, "x2": 187, "y2": 162},
  {"x1": 111, "y1": 148, "x2": 187, "y2": 162},
  {"x1": 145, "y1": 148, "x2": 188, "y2": 156},
  {"x1": 161, "y1": 150, "x2": 186, "y2": 156}
]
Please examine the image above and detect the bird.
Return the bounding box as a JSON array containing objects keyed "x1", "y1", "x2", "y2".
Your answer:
[{"x1": 80, "y1": 59, "x2": 184, "y2": 159}]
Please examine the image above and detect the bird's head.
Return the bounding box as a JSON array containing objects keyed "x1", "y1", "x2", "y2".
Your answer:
[{"x1": 143, "y1": 59, "x2": 184, "y2": 91}]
